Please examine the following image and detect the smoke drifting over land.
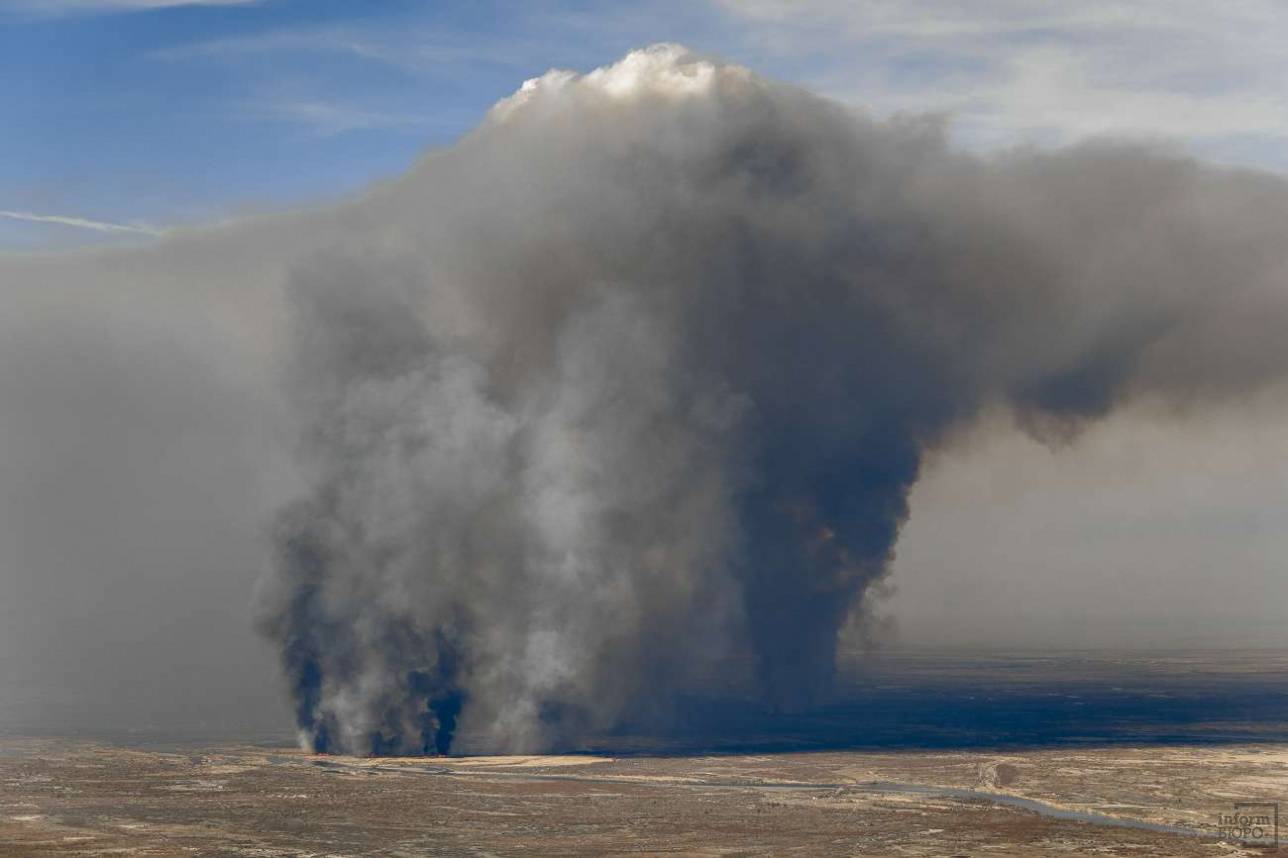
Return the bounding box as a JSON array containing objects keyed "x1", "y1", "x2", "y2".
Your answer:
[
  {"x1": 4, "y1": 46, "x2": 1288, "y2": 753},
  {"x1": 253, "y1": 46, "x2": 1288, "y2": 754}
]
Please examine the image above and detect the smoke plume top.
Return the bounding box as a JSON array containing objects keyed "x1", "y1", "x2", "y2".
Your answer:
[{"x1": 232, "y1": 45, "x2": 1288, "y2": 755}]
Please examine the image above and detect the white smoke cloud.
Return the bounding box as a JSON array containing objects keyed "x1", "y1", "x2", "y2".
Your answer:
[{"x1": 255, "y1": 45, "x2": 1288, "y2": 753}]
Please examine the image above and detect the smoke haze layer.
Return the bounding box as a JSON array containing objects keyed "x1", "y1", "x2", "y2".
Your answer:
[{"x1": 4, "y1": 45, "x2": 1287, "y2": 753}]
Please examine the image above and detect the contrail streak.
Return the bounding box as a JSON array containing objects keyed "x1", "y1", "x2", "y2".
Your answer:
[{"x1": 0, "y1": 210, "x2": 162, "y2": 236}]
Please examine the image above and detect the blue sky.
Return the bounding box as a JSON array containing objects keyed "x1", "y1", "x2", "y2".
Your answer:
[
  {"x1": 5, "y1": 0, "x2": 1287, "y2": 249},
  {"x1": 1, "y1": 1, "x2": 732, "y2": 247}
]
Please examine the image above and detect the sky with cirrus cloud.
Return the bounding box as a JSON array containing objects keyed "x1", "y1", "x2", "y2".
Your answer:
[{"x1": 5, "y1": 1, "x2": 1288, "y2": 250}]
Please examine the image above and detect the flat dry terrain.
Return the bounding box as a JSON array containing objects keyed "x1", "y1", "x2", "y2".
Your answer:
[{"x1": 0, "y1": 737, "x2": 1284, "y2": 856}]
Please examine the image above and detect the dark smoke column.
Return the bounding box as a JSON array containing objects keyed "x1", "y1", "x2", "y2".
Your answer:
[{"x1": 257, "y1": 45, "x2": 1288, "y2": 755}]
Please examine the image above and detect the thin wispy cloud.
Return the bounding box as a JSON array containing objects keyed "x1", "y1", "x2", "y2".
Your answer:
[
  {"x1": 0, "y1": 210, "x2": 163, "y2": 236},
  {"x1": 1, "y1": 0, "x2": 258, "y2": 13},
  {"x1": 148, "y1": 28, "x2": 393, "y2": 63},
  {"x1": 719, "y1": 0, "x2": 1288, "y2": 166},
  {"x1": 239, "y1": 100, "x2": 442, "y2": 137},
  {"x1": 149, "y1": 24, "x2": 542, "y2": 74}
]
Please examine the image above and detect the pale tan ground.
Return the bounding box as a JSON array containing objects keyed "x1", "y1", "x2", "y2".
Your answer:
[{"x1": 0, "y1": 737, "x2": 1283, "y2": 856}]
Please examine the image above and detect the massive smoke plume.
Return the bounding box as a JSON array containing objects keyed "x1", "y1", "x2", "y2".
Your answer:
[{"x1": 244, "y1": 45, "x2": 1288, "y2": 755}]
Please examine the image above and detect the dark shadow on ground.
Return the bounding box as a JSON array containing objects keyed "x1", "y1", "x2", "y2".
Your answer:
[
  {"x1": 574, "y1": 649, "x2": 1288, "y2": 756},
  {"x1": 6, "y1": 649, "x2": 1286, "y2": 757}
]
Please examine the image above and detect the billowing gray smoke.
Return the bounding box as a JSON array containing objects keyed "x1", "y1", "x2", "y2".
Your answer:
[{"x1": 254, "y1": 45, "x2": 1288, "y2": 754}]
